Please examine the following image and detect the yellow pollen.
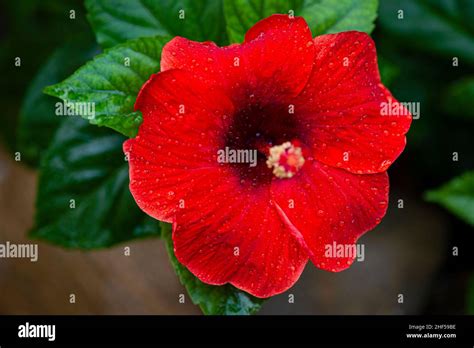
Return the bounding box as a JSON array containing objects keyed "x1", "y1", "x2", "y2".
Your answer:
[{"x1": 266, "y1": 141, "x2": 305, "y2": 179}]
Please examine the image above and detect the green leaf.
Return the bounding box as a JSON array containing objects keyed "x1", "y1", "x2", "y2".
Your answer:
[
  {"x1": 161, "y1": 223, "x2": 264, "y2": 315},
  {"x1": 425, "y1": 171, "x2": 474, "y2": 227},
  {"x1": 31, "y1": 117, "x2": 160, "y2": 248},
  {"x1": 443, "y1": 77, "x2": 474, "y2": 120},
  {"x1": 17, "y1": 43, "x2": 98, "y2": 166},
  {"x1": 224, "y1": 0, "x2": 304, "y2": 43},
  {"x1": 44, "y1": 36, "x2": 170, "y2": 138},
  {"x1": 299, "y1": 0, "x2": 378, "y2": 36},
  {"x1": 224, "y1": 0, "x2": 378, "y2": 43},
  {"x1": 85, "y1": 0, "x2": 227, "y2": 48},
  {"x1": 378, "y1": 0, "x2": 474, "y2": 65}
]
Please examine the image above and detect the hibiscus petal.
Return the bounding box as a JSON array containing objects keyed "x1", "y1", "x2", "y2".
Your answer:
[
  {"x1": 271, "y1": 159, "x2": 389, "y2": 271},
  {"x1": 126, "y1": 68, "x2": 308, "y2": 297},
  {"x1": 124, "y1": 69, "x2": 234, "y2": 222},
  {"x1": 173, "y1": 182, "x2": 308, "y2": 298},
  {"x1": 161, "y1": 14, "x2": 315, "y2": 104},
  {"x1": 296, "y1": 31, "x2": 411, "y2": 174}
]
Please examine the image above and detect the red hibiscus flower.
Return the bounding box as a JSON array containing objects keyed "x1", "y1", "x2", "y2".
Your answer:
[{"x1": 124, "y1": 15, "x2": 411, "y2": 298}]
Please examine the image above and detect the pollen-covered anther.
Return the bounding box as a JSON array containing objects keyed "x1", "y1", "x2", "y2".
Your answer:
[{"x1": 266, "y1": 141, "x2": 305, "y2": 179}]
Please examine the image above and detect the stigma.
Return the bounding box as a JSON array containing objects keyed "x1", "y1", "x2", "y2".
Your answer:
[{"x1": 266, "y1": 141, "x2": 305, "y2": 179}]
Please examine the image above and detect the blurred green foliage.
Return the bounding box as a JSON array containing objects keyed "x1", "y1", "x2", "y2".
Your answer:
[
  {"x1": 377, "y1": 0, "x2": 474, "y2": 314},
  {"x1": 0, "y1": 0, "x2": 94, "y2": 149},
  {"x1": 443, "y1": 77, "x2": 474, "y2": 120},
  {"x1": 378, "y1": 0, "x2": 474, "y2": 64},
  {"x1": 18, "y1": 43, "x2": 98, "y2": 165},
  {"x1": 376, "y1": 0, "x2": 474, "y2": 186},
  {"x1": 425, "y1": 171, "x2": 474, "y2": 227}
]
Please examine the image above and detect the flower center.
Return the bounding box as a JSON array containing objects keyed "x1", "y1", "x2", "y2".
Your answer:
[{"x1": 266, "y1": 141, "x2": 305, "y2": 179}]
